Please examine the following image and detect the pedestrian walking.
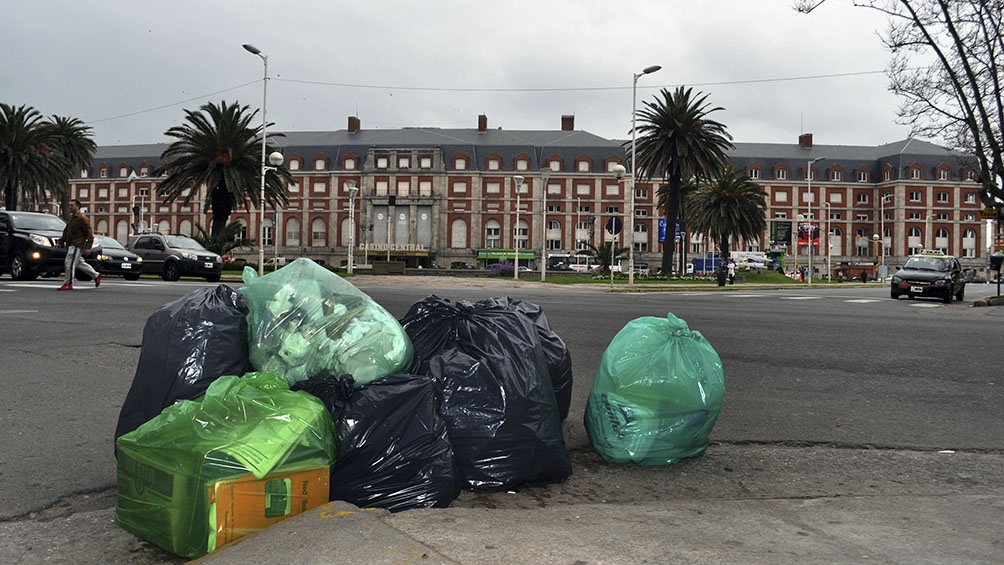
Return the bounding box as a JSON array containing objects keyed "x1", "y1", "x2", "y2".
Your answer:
[
  {"x1": 727, "y1": 259, "x2": 736, "y2": 285},
  {"x1": 58, "y1": 199, "x2": 100, "y2": 291}
]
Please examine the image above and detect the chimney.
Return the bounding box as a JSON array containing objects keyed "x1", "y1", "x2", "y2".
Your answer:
[
  {"x1": 478, "y1": 114, "x2": 488, "y2": 133},
  {"x1": 798, "y1": 133, "x2": 813, "y2": 148},
  {"x1": 561, "y1": 115, "x2": 574, "y2": 131},
  {"x1": 348, "y1": 116, "x2": 360, "y2": 133}
]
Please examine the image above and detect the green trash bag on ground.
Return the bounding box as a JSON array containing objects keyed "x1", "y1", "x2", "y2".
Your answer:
[
  {"x1": 240, "y1": 258, "x2": 413, "y2": 386},
  {"x1": 115, "y1": 372, "x2": 337, "y2": 559},
  {"x1": 584, "y1": 313, "x2": 725, "y2": 465}
]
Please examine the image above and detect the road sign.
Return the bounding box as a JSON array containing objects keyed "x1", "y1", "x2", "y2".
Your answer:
[
  {"x1": 604, "y1": 217, "x2": 623, "y2": 235},
  {"x1": 979, "y1": 207, "x2": 998, "y2": 220}
]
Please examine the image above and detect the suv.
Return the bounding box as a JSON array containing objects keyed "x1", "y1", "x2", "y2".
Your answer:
[
  {"x1": 890, "y1": 251, "x2": 965, "y2": 303},
  {"x1": 126, "y1": 233, "x2": 222, "y2": 282},
  {"x1": 0, "y1": 211, "x2": 68, "y2": 280}
]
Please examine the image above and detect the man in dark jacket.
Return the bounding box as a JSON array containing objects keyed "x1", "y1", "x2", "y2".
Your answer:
[{"x1": 58, "y1": 199, "x2": 100, "y2": 290}]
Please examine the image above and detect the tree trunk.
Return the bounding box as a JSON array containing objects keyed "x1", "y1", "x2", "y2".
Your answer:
[{"x1": 660, "y1": 177, "x2": 681, "y2": 274}]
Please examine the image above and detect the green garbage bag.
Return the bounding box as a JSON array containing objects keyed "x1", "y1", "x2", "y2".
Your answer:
[
  {"x1": 115, "y1": 372, "x2": 337, "y2": 559},
  {"x1": 240, "y1": 258, "x2": 413, "y2": 386},
  {"x1": 584, "y1": 313, "x2": 725, "y2": 465}
]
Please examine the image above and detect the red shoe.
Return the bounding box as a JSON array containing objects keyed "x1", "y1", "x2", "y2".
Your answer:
[
  {"x1": 58, "y1": 283, "x2": 73, "y2": 291},
  {"x1": 94, "y1": 274, "x2": 101, "y2": 288}
]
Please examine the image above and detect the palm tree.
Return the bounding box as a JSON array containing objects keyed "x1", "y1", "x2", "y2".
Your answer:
[
  {"x1": 583, "y1": 242, "x2": 629, "y2": 274},
  {"x1": 0, "y1": 104, "x2": 68, "y2": 211},
  {"x1": 686, "y1": 166, "x2": 767, "y2": 261},
  {"x1": 191, "y1": 221, "x2": 253, "y2": 257},
  {"x1": 152, "y1": 100, "x2": 292, "y2": 236},
  {"x1": 633, "y1": 87, "x2": 733, "y2": 275},
  {"x1": 43, "y1": 115, "x2": 97, "y2": 221}
]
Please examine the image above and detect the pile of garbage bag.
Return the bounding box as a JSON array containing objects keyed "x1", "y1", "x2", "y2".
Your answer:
[{"x1": 113, "y1": 260, "x2": 578, "y2": 558}]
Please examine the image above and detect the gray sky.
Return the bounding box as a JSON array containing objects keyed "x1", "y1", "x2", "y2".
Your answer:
[{"x1": 3, "y1": 0, "x2": 912, "y2": 148}]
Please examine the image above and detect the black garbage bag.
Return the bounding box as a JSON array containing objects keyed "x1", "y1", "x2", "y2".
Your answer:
[
  {"x1": 400, "y1": 296, "x2": 571, "y2": 492},
  {"x1": 480, "y1": 296, "x2": 573, "y2": 421},
  {"x1": 114, "y1": 285, "x2": 251, "y2": 443},
  {"x1": 292, "y1": 374, "x2": 460, "y2": 512}
]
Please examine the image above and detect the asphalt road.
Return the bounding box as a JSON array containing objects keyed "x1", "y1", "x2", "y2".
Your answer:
[{"x1": 0, "y1": 274, "x2": 1001, "y2": 563}]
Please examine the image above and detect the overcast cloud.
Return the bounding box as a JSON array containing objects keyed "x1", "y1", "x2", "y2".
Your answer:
[{"x1": 3, "y1": 0, "x2": 911, "y2": 148}]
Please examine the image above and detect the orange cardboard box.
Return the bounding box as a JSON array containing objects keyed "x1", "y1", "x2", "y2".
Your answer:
[{"x1": 207, "y1": 466, "x2": 330, "y2": 552}]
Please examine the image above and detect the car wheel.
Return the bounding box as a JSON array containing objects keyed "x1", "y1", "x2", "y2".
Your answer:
[
  {"x1": 10, "y1": 252, "x2": 38, "y2": 281},
  {"x1": 942, "y1": 288, "x2": 952, "y2": 303},
  {"x1": 890, "y1": 290, "x2": 900, "y2": 299},
  {"x1": 956, "y1": 286, "x2": 965, "y2": 301},
  {"x1": 124, "y1": 273, "x2": 140, "y2": 281},
  {"x1": 162, "y1": 261, "x2": 181, "y2": 282},
  {"x1": 205, "y1": 273, "x2": 221, "y2": 283}
]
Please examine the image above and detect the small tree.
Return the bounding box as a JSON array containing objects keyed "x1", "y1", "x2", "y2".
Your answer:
[
  {"x1": 583, "y1": 242, "x2": 629, "y2": 274},
  {"x1": 191, "y1": 222, "x2": 252, "y2": 257}
]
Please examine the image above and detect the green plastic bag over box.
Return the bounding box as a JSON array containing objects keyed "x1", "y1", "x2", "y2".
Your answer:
[
  {"x1": 584, "y1": 313, "x2": 725, "y2": 465},
  {"x1": 240, "y1": 258, "x2": 413, "y2": 386},
  {"x1": 115, "y1": 372, "x2": 337, "y2": 559}
]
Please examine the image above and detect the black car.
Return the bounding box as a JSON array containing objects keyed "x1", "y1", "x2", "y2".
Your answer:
[
  {"x1": 0, "y1": 211, "x2": 68, "y2": 280},
  {"x1": 87, "y1": 235, "x2": 142, "y2": 280},
  {"x1": 126, "y1": 232, "x2": 222, "y2": 282},
  {"x1": 890, "y1": 252, "x2": 966, "y2": 303}
]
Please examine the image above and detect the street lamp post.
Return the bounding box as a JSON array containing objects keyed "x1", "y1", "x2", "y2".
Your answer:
[
  {"x1": 243, "y1": 43, "x2": 275, "y2": 276},
  {"x1": 539, "y1": 167, "x2": 551, "y2": 281},
  {"x1": 512, "y1": 175, "x2": 524, "y2": 280},
  {"x1": 346, "y1": 181, "x2": 358, "y2": 274},
  {"x1": 630, "y1": 64, "x2": 661, "y2": 287},
  {"x1": 806, "y1": 156, "x2": 826, "y2": 284}
]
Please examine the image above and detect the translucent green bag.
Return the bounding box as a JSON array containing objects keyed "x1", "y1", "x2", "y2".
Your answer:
[
  {"x1": 240, "y1": 258, "x2": 413, "y2": 386},
  {"x1": 115, "y1": 372, "x2": 337, "y2": 558},
  {"x1": 584, "y1": 313, "x2": 725, "y2": 465}
]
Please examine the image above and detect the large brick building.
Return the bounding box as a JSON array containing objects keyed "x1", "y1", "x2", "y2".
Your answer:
[{"x1": 51, "y1": 115, "x2": 989, "y2": 277}]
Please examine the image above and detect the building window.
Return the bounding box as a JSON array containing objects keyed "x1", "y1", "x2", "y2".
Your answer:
[
  {"x1": 634, "y1": 224, "x2": 649, "y2": 253},
  {"x1": 775, "y1": 191, "x2": 788, "y2": 203},
  {"x1": 936, "y1": 212, "x2": 948, "y2": 220},
  {"x1": 286, "y1": 218, "x2": 300, "y2": 246},
  {"x1": 516, "y1": 159, "x2": 529, "y2": 171},
  {"x1": 453, "y1": 181, "x2": 468, "y2": 194},
  {"x1": 375, "y1": 181, "x2": 388, "y2": 196},
  {"x1": 965, "y1": 213, "x2": 976, "y2": 221},
  {"x1": 910, "y1": 191, "x2": 922, "y2": 202},
  {"x1": 99, "y1": 168, "x2": 108, "y2": 178},
  {"x1": 488, "y1": 158, "x2": 500, "y2": 171},
  {"x1": 314, "y1": 158, "x2": 326, "y2": 171},
  {"x1": 937, "y1": 192, "x2": 949, "y2": 203},
  {"x1": 776, "y1": 168, "x2": 787, "y2": 180},
  {"x1": 576, "y1": 183, "x2": 591, "y2": 196},
  {"x1": 376, "y1": 157, "x2": 388, "y2": 169},
  {"x1": 454, "y1": 157, "x2": 467, "y2": 170},
  {"x1": 486, "y1": 181, "x2": 501, "y2": 194},
  {"x1": 548, "y1": 160, "x2": 561, "y2": 171},
  {"x1": 966, "y1": 169, "x2": 976, "y2": 181},
  {"x1": 909, "y1": 212, "x2": 921, "y2": 219},
  {"x1": 344, "y1": 157, "x2": 355, "y2": 170},
  {"x1": 485, "y1": 219, "x2": 501, "y2": 249},
  {"x1": 397, "y1": 180, "x2": 410, "y2": 196},
  {"x1": 830, "y1": 170, "x2": 841, "y2": 181},
  {"x1": 577, "y1": 160, "x2": 590, "y2": 173},
  {"x1": 748, "y1": 167, "x2": 759, "y2": 179},
  {"x1": 635, "y1": 187, "x2": 648, "y2": 201},
  {"x1": 938, "y1": 168, "x2": 948, "y2": 180},
  {"x1": 398, "y1": 156, "x2": 410, "y2": 169},
  {"x1": 635, "y1": 208, "x2": 648, "y2": 217},
  {"x1": 964, "y1": 193, "x2": 977, "y2": 204},
  {"x1": 119, "y1": 166, "x2": 128, "y2": 177},
  {"x1": 547, "y1": 183, "x2": 562, "y2": 196},
  {"x1": 856, "y1": 193, "x2": 869, "y2": 204},
  {"x1": 419, "y1": 181, "x2": 432, "y2": 197},
  {"x1": 313, "y1": 181, "x2": 326, "y2": 194},
  {"x1": 605, "y1": 205, "x2": 619, "y2": 214},
  {"x1": 858, "y1": 170, "x2": 869, "y2": 182},
  {"x1": 884, "y1": 169, "x2": 892, "y2": 181},
  {"x1": 910, "y1": 167, "x2": 921, "y2": 179},
  {"x1": 605, "y1": 183, "x2": 620, "y2": 196},
  {"x1": 289, "y1": 160, "x2": 301, "y2": 171},
  {"x1": 420, "y1": 156, "x2": 432, "y2": 169},
  {"x1": 311, "y1": 218, "x2": 326, "y2": 247}
]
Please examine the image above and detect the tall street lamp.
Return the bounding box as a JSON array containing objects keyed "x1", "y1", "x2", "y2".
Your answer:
[
  {"x1": 243, "y1": 43, "x2": 281, "y2": 276},
  {"x1": 512, "y1": 175, "x2": 524, "y2": 280},
  {"x1": 806, "y1": 156, "x2": 826, "y2": 284},
  {"x1": 630, "y1": 64, "x2": 661, "y2": 287},
  {"x1": 346, "y1": 181, "x2": 358, "y2": 274},
  {"x1": 539, "y1": 167, "x2": 551, "y2": 281}
]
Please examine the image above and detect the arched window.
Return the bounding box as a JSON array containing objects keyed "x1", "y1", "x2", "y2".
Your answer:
[
  {"x1": 484, "y1": 219, "x2": 501, "y2": 248},
  {"x1": 935, "y1": 227, "x2": 949, "y2": 254},
  {"x1": 286, "y1": 218, "x2": 300, "y2": 246},
  {"x1": 634, "y1": 223, "x2": 650, "y2": 252},
  {"x1": 178, "y1": 219, "x2": 192, "y2": 236},
  {"x1": 908, "y1": 227, "x2": 923, "y2": 255},
  {"x1": 311, "y1": 217, "x2": 326, "y2": 247},
  {"x1": 514, "y1": 219, "x2": 529, "y2": 249},
  {"x1": 451, "y1": 218, "x2": 468, "y2": 248},
  {"x1": 962, "y1": 228, "x2": 977, "y2": 258},
  {"x1": 829, "y1": 227, "x2": 843, "y2": 256}
]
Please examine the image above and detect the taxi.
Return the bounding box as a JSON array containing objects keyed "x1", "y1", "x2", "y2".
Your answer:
[{"x1": 889, "y1": 250, "x2": 965, "y2": 303}]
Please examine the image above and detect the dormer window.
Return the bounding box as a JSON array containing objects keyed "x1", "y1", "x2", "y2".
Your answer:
[
  {"x1": 119, "y1": 166, "x2": 129, "y2": 177},
  {"x1": 376, "y1": 156, "x2": 389, "y2": 169},
  {"x1": 516, "y1": 158, "x2": 529, "y2": 171},
  {"x1": 314, "y1": 158, "x2": 326, "y2": 171},
  {"x1": 488, "y1": 158, "x2": 501, "y2": 171},
  {"x1": 398, "y1": 156, "x2": 410, "y2": 169},
  {"x1": 748, "y1": 167, "x2": 760, "y2": 179},
  {"x1": 344, "y1": 157, "x2": 355, "y2": 170},
  {"x1": 454, "y1": 157, "x2": 467, "y2": 170}
]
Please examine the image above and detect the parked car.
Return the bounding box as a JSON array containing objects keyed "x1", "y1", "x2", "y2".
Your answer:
[
  {"x1": 0, "y1": 211, "x2": 68, "y2": 280},
  {"x1": 126, "y1": 233, "x2": 222, "y2": 282},
  {"x1": 890, "y1": 251, "x2": 965, "y2": 303},
  {"x1": 86, "y1": 235, "x2": 142, "y2": 281}
]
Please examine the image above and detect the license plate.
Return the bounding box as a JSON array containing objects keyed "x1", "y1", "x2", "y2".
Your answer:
[
  {"x1": 121, "y1": 263, "x2": 131, "y2": 269},
  {"x1": 204, "y1": 262, "x2": 214, "y2": 269},
  {"x1": 910, "y1": 286, "x2": 924, "y2": 293}
]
